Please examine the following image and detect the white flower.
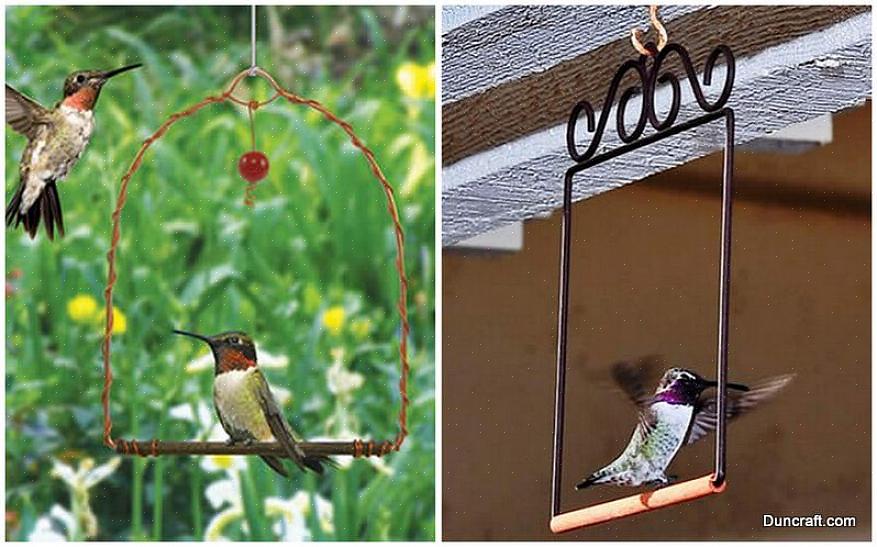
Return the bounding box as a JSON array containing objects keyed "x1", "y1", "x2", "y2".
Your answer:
[
  {"x1": 326, "y1": 359, "x2": 364, "y2": 396},
  {"x1": 201, "y1": 452, "x2": 247, "y2": 475},
  {"x1": 331, "y1": 453, "x2": 395, "y2": 475},
  {"x1": 265, "y1": 492, "x2": 334, "y2": 541},
  {"x1": 257, "y1": 348, "x2": 290, "y2": 369},
  {"x1": 265, "y1": 498, "x2": 308, "y2": 542},
  {"x1": 169, "y1": 400, "x2": 214, "y2": 426},
  {"x1": 51, "y1": 457, "x2": 120, "y2": 492},
  {"x1": 185, "y1": 351, "x2": 214, "y2": 373},
  {"x1": 204, "y1": 476, "x2": 241, "y2": 510},
  {"x1": 29, "y1": 517, "x2": 67, "y2": 542},
  {"x1": 271, "y1": 385, "x2": 293, "y2": 407},
  {"x1": 28, "y1": 506, "x2": 71, "y2": 542},
  {"x1": 291, "y1": 491, "x2": 334, "y2": 534},
  {"x1": 204, "y1": 505, "x2": 243, "y2": 542},
  {"x1": 49, "y1": 505, "x2": 77, "y2": 536},
  {"x1": 202, "y1": 464, "x2": 334, "y2": 541},
  {"x1": 48, "y1": 457, "x2": 121, "y2": 539}
]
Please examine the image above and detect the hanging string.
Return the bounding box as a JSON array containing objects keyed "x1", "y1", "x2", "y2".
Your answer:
[
  {"x1": 243, "y1": 4, "x2": 260, "y2": 207},
  {"x1": 243, "y1": 103, "x2": 258, "y2": 207},
  {"x1": 631, "y1": 5, "x2": 667, "y2": 56},
  {"x1": 249, "y1": 4, "x2": 258, "y2": 76}
]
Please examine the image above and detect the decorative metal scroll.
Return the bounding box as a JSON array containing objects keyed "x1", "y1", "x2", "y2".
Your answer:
[
  {"x1": 566, "y1": 43, "x2": 734, "y2": 167},
  {"x1": 551, "y1": 42, "x2": 737, "y2": 529}
]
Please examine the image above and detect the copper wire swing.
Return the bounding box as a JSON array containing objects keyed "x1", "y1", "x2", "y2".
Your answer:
[
  {"x1": 550, "y1": 7, "x2": 736, "y2": 532},
  {"x1": 100, "y1": 66, "x2": 410, "y2": 461}
]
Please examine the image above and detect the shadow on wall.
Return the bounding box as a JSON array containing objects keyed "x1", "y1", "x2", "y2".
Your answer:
[{"x1": 442, "y1": 104, "x2": 871, "y2": 540}]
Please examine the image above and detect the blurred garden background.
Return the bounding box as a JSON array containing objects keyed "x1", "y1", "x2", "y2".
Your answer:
[{"x1": 6, "y1": 5, "x2": 435, "y2": 541}]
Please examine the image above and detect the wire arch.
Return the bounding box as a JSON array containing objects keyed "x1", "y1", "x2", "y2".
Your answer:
[{"x1": 100, "y1": 67, "x2": 410, "y2": 460}]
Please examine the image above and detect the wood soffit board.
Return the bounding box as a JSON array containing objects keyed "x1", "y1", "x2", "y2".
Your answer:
[{"x1": 442, "y1": 5, "x2": 870, "y2": 166}]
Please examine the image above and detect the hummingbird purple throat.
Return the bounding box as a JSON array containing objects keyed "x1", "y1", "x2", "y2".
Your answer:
[
  {"x1": 576, "y1": 358, "x2": 793, "y2": 490},
  {"x1": 5, "y1": 63, "x2": 141, "y2": 240},
  {"x1": 173, "y1": 329, "x2": 332, "y2": 477}
]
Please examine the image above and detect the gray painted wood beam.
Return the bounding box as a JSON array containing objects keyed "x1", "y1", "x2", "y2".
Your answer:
[
  {"x1": 442, "y1": 5, "x2": 504, "y2": 34},
  {"x1": 442, "y1": 6, "x2": 867, "y2": 165},
  {"x1": 442, "y1": 5, "x2": 705, "y2": 104},
  {"x1": 442, "y1": 10, "x2": 871, "y2": 245}
]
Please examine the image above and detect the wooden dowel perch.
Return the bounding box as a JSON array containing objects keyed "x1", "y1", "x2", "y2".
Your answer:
[
  {"x1": 111, "y1": 440, "x2": 354, "y2": 458},
  {"x1": 550, "y1": 474, "x2": 726, "y2": 533},
  {"x1": 110, "y1": 438, "x2": 401, "y2": 458}
]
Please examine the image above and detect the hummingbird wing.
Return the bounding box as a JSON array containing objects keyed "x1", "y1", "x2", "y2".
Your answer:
[
  {"x1": 685, "y1": 374, "x2": 794, "y2": 445},
  {"x1": 5, "y1": 84, "x2": 50, "y2": 138},
  {"x1": 611, "y1": 356, "x2": 665, "y2": 407},
  {"x1": 249, "y1": 369, "x2": 311, "y2": 473}
]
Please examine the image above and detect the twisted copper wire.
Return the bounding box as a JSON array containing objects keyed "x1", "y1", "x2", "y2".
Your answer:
[
  {"x1": 242, "y1": 100, "x2": 259, "y2": 207},
  {"x1": 102, "y1": 68, "x2": 410, "y2": 458}
]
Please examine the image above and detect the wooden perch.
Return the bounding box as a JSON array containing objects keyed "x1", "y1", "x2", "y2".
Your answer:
[
  {"x1": 110, "y1": 440, "x2": 392, "y2": 458},
  {"x1": 550, "y1": 474, "x2": 725, "y2": 533}
]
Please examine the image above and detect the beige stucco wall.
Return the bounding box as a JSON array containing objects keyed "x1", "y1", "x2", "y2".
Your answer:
[{"x1": 442, "y1": 104, "x2": 870, "y2": 540}]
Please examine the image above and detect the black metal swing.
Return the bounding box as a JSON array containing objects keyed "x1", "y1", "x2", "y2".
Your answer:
[{"x1": 549, "y1": 9, "x2": 737, "y2": 532}]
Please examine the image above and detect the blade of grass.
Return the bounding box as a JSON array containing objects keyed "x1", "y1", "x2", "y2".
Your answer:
[
  {"x1": 190, "y1": 457, "x2": 204, "y2": 538},
  {"x1": 239, "y1": 461, "x2": 271, "y2": 540},
  {"x1": 151, "y1": 410, "x2": 167, "y2": 539},
  {"x1": 332, "y1": 464, "x2": 351, "y2": 539}
]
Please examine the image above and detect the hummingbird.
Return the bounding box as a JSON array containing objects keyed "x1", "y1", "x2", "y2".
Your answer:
[
  {"x1": 173, "y1": 329, "x2": 330, "y2": 477},
  {"x1": 5, "y1": 63, "x2": 142, "y2": 240},
  {"x1": 576, "y1": 358, "x2": 793, "y2": 489}
]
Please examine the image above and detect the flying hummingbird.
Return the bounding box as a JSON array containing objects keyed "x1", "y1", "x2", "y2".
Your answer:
[
  {"x1": 5, "y1": 63, "x2": 142, "y2": 240},
  {"x1": 173, "y1": 329, "x2": 330, "y2": 477},
  {"x1": 576, "y1": 358, "x2": 793, "y2": 489}
]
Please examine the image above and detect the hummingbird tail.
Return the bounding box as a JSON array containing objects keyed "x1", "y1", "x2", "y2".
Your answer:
[
  {"x1": 5, "y1": 184, "x2": 25, "y2": 230},
  {"x1": 259, "y1": 455, "x2": 291, "y2": 478},
  {"x1": 5, "y1": 181, "x2": 64, "y2": 240},
  {"x1": 575, "y1": 475, "x2": 598, "y2": 490},
  {"x1": 303, "y1": 455, "x2": 337, "y2": 475}
]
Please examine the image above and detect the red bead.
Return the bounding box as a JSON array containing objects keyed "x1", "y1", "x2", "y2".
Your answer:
[{"x1": 238, "y1": 151, "x2": 269, "y2": 183}]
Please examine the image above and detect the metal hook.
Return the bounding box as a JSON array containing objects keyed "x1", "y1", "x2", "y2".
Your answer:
[{"x1": 630, "y1": 5, "x2": 668, "y2": 56}]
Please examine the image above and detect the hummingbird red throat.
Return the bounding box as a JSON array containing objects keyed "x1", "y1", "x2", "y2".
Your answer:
[
  {"x1": 172, "y1": 328, "x2": 331, "y2": 477},
  {"x1": 5, "y1": 63, "x2": 142, "y2": 240}
]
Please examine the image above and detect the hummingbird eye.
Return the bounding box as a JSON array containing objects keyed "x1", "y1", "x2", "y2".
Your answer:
[
  {"x1": 75, "y1": 74, "x2": 85, "y2": 84},
  {"x1": 229, "y1": 336, "x2": 240, "y2": 345}
]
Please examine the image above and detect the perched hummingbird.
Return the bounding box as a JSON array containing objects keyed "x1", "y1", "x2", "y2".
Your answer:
[
  {"x1": 576, "y1": 358, "x2": 793, "y2": 489},
  {"x1": 173, "y1": 329, "x2": 330, "y2": 477},
  {"x1": 5, "y1": 63, "x2": 142, "y2": 239}
]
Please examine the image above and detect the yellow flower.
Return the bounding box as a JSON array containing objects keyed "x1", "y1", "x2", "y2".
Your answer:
[
  {"x1": 396, "y1": 61, "x2": 435, "y2": 100},
  {"x1": 98, "y1": 306, "x2": 128, "y2": 335},
  {"x1": 207, "y1": 455, "x2": 236, "y2": 471},
  {"x1": 67, "y1": 295, "x2": 98, "y2": 322},
  {"x1": 350, "y1": 317, "x2": 372, "y2": 340},
  {"x1": 111, "y1": 307, "x2": 127, "y2": 334},
  {"x1": 321, "y1": 306, "x2": 345, "y2": 336}
]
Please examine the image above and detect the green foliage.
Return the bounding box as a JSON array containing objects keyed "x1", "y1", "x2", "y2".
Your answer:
[{"x1": 5, "y1": 5, "x2": 435, "y2": 541}]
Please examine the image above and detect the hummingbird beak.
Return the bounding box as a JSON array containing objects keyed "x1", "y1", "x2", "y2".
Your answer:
[
  {"x1": 172, "y1": 329, "x2": 211, "y2": 344},
  {"x1": 99, "y1": 63, "x2": 142, "y2": 82}
]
